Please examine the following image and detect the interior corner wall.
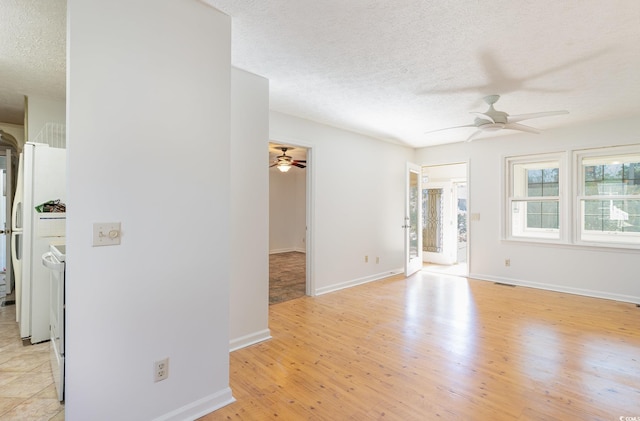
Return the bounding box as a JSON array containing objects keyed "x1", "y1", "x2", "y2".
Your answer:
[
  {"x1": 24, "y1": 96, "x2": 65, "y2": 142},
  {"x1": 66, "y1": 1, "x2": 233, "y2": 420},
  {"x1": 229, "y1": 67, "x2": 270, "y2": 351},
  {"x1": 270, "y1": 111, "x2": 415, "y2": 295},
  {"x1": 415, "y1": 116, "x2": 640, "y2": 303},
  {"x1": 269, "y1": 167, "x2": 306, "y2": 253}
]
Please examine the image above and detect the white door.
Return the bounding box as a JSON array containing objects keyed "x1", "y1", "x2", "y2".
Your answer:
[{"x1": 404, "y1": 163, "x2": 422, "y2": 276}]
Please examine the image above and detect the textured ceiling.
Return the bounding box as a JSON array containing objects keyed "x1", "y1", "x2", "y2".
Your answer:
[
  {"x1": 1, "y1": 1, "x2": 639, "y2": 149},
  {"x1": 205, "y1": 0, "x2": 640, "y2": 147},
  {"x1": 0, "y1": 0, "x2": 66, "y2": 125}
]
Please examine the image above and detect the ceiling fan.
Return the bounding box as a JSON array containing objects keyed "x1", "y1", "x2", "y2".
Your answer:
[
  {"x1": 427, "y1": 95, "x2": 569, "y2": 142},
  {"x1": 270, "y1": 147, "x2": 306, "y2": 172}
]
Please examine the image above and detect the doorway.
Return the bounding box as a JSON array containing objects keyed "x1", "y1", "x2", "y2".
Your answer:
[
  {"x1": 268, "y1": 142, "x2": 309, "y2": 304},
  {"x1": 421, "y1": 162, "x2": 468, "y2": 277},
  {"x1": 0, "y1": 145, "x2": 17, "y2": 306}
]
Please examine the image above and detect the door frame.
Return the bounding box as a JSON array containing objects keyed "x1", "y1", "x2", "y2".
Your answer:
[
  {"x1": 420, "y1": 161, "x2": 470, "y2": 275},
  {"x1": 404, "y1": 162, "x2": 423, "y2": 277},
  {"x1": 269, "y1": 137, "x2": 315, "y2": 296}
]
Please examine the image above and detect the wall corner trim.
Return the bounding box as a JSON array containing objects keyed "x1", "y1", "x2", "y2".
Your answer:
[
  {"x1": 315, "y1": 269, "x2": 404, "y2": 296},
  {"x1": 152, "y1": 387, "x2": 235, "y2": 421},
  {"x1": 229, "y1": 329, "x2": 272, "y2": 352},
  {"x1": 469, "y1": 273, "x2": 640, "y2": 305}
]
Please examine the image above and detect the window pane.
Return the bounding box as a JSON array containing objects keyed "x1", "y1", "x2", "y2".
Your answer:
[
  {"x1": 526, "y1": 167, "x2": 559, "y2": 198},
  {"x1": 527, "y1": 213, "x2": 541, "y2": 228},
  {"x1": 623, "y1": 163, "x2": 640, "y2": 181},
  {"x1": 528, "y1": 201, "x2": 542, "y2": 213},
  {"x1": 584, "y1": 214, "x2": 603, "y2": 231},
  {"x1": 582, "y1": 199, "x2": 640, "y2": 242},
  {"x1": 542, "y1": 182, "x2": 559, "y2": 196},
  {"x1": 584, "y1": 165, "x2": 603, "y2": 182},
  {"x1": 583, "y1": 160, "x2": 640, "y2": 197},
  {"x1": 541, "y1": 214, "x2": 559, "y2": 229},
  {"x1": 542, "y1": 201, "x2": 558, "y2": 213},
  {"x1": 527, "y1": 201, "x2": 559, "y2": 229},
  {"x1": 543, "y1": 168, "x2": 559, "y2": 183},
  {"x1": 598, "y1": 182, "x2": 626, "y2": 195},
  {"x1": 584, "y1": 181, "x2": 600, "y2": 195},
  {"x1": 528, "y1": 184, "x2": 542, "y2": 197},
  {"x1": 528, "y1": 169, "x2": 543, "y2": 184},
  {"x1": 603, "y1": 164, "x2": 623, "y2": 181},
  {"x1": 511, "y1": 200, "x2": 560, "y2": 239},
  {"x1": 583, "y1": 200, "x2": 601, "y2": 214}
]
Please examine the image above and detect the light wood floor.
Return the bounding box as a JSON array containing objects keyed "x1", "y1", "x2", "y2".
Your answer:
[{"x1": 202, "y1": 270, "x2": 640, "y2": 420}]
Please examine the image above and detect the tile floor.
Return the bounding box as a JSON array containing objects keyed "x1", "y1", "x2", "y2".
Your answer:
[{"x1": 0, "y1": 298, "x2": 64, "y2": 420}]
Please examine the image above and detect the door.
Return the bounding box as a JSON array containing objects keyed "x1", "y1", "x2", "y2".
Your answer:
[
  {"x1": 404, "y1": 163, "x2": 422, "y2": 276},
  {"x1": 1, "y1": 149, "x2": 12, "y2": 296},
  {"x1": 422, "y1": 182, "x2": 456, "y2": 265}
]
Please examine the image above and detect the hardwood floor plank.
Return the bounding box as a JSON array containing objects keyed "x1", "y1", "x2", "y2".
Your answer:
[{"x1": 202, "y1": 271, "x2": 640, "y2": 420}]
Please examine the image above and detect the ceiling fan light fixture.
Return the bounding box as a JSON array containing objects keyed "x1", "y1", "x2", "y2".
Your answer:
[{"x1": 277, "y1": 162, "x2": 292, "y2": 172}]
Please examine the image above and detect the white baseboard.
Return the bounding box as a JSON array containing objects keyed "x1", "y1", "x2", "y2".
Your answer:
[
  {"x1": 152, "y1": 386, "x2": 235, "y2": 421},
  {"x1": 469, "y1": 272, "x2": 640, "y2": 304},
  {"x1": 315, "y1": 268, "x2": 404, "y2": 296},
  {"x1": 229, "y1": 328, "x2": 272, "y2": 352},
  {"x1": 269, "y1": 248, "x2": 305, "y2": 254}
]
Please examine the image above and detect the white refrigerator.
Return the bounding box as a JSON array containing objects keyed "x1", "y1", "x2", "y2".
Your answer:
[{"x1": 11, "y1": 142, "x2": 66, "y2": 344}]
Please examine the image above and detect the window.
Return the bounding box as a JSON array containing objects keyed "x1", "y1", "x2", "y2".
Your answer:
[
  {"x1": 505, "y1": 144, "x2": 640, "y2": 250},
  {"x1": 576, "y1": 146, "x2": 640, "y2": 247},
  {"x1": 506, "y1": 154, "x2": 564, "y2": 241}
]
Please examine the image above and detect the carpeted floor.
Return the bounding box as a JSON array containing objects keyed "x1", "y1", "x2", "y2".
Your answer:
[{"x1": 269, "y1": 251, "x2": 306, "y2": 304}]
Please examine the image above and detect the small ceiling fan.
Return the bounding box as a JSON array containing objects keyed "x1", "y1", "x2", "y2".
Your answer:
[
  {"x1": 270, "y1": 147, "x2": 306, "y2": 172},
  {"x1": 427, "y1": 95, "x2": 569, "y2": 142}
]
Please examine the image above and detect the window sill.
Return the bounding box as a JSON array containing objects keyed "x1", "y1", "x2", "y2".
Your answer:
[{"x1": 502, "y1": 237, "x2": 640, "y2": 253}]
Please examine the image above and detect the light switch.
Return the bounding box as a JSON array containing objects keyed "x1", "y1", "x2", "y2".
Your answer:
[{"x1": 93, "y1": 222, "x2": 121, "y2": 246}]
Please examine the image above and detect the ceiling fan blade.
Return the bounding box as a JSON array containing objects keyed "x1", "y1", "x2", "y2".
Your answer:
[
  {"x1": 470, "y1": 112, "x2": 495, "y2": 124},
  {"x1": 508, "y1": 110, "x2": 569, "y2": 123},
  {"x1": 269, "y1": 163, "x2": 277, "y2": 167},
  {"x1": 425, "y1": 124, "x2": 476, "y2": 135},
  {"x1": 294, "y1": 160, "x2": 307, "y2": 164},
  {"x1": 466, "y1": 130, "x2": 483, "y2": 142},
  {"x1": 504, "y1": 122, "x2": 541, "y2": 134},
  {"x1": 292, "y1": 162, "x2": 306, "y2": 168}
]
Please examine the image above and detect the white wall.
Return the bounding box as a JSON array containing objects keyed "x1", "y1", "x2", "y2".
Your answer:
[
  {"x1": 269, "y1": 166, "x2": 306, "y2": 253},
  {"x1": 66, "y1": 1, "x2": 233, "y2": 420},
  {"x1": 416, "y1": 117, "x2": 640, "y2": 303},
  {"x1": 270, "y1": 111, "x2": 415, "y2": 295},
  {"x1": 229, "y1": 68, "x2": 270, "y2": 351},
  {"x1": 25, "y1": 96, "x2": 65, "y2": 142}
]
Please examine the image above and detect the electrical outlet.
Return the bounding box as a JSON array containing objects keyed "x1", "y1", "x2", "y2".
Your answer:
[
  {"x1": 154, "y1": 358, "x2": 169, "y2": 382},
  {"x1": 364, "y1": 255, "x2": 368, "y2": 263},
  {"x1": 376, "y1": 257, "x2": 380, "y2": 264},
  {"x1": 505, "y1": 259, "x2": 511, "y2": 267}
]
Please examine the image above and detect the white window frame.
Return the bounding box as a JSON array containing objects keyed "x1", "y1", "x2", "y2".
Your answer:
[
  {"x1": 505, "y1": 152, "x2": 568, "y2": 243},
  {"x1": 574, "y1": 144, "x2": 640, "y2": 249}
]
